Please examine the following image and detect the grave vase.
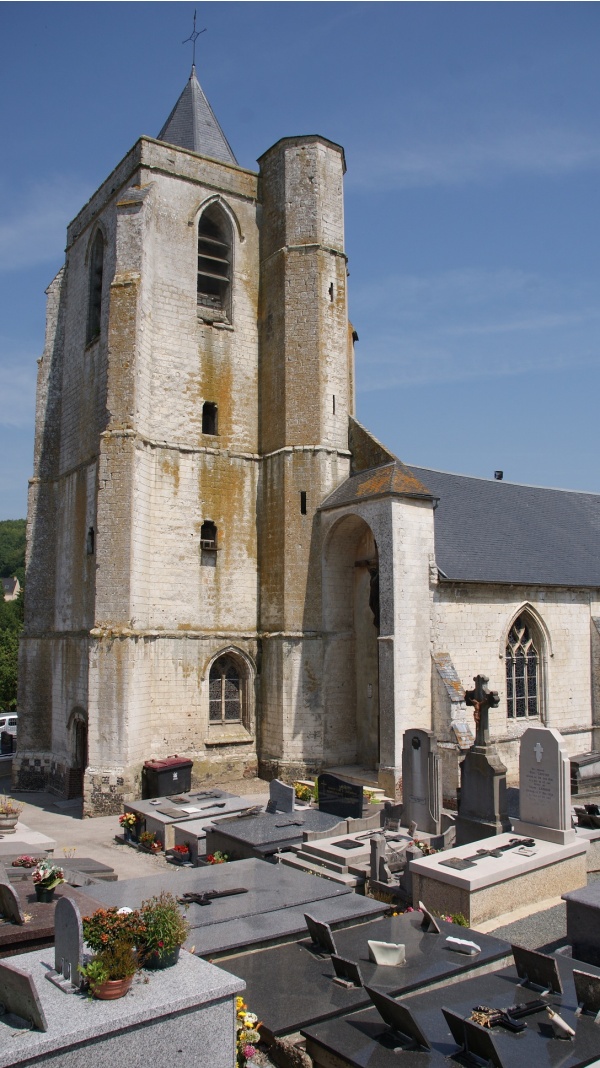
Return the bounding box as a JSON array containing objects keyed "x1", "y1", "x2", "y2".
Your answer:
[
  {"x1": 34, "y1": 884, "x2": 56, "y2": 903},
  {"x1": 0, "y1": 813, "x2": 19, "y2": 834},
  {"x1": 144, "y1": 945, "x2": 181, "y2": 970},
  {"x1": 123, "y1": 826, "x2": 139, "y2": 844},
  {"x1": 92, "y1": 976, "x2": 133, "y2": 1000}
]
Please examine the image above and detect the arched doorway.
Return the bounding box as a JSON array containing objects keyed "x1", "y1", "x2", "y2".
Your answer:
[
  {"x1": 67, "y1": 708, "x2": 88, "y2": 799},
  {"x1": 323, "y1": 515, "x2": 380, "y2": 769}
]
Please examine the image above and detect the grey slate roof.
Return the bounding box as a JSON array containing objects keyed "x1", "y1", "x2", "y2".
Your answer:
[
  {"x1": 408, "y1": 465, "x2": 600, "y2": 587},
  {"x1": 157, "y1": 66, "x2": 238, "y2": 165},
  {"x1": 321, "y1": 461, "x2": 435, "y2": 511}
]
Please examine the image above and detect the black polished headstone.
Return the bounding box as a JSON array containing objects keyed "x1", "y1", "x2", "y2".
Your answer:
[{"x1": 318, "y1": 774, "x2": 363, "y2": 820}]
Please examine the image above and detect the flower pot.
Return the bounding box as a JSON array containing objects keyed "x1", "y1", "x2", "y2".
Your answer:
[
  {"x1": 0, "y1": 814, "x2": 19, "y2": 834},
  {"x1": 34, "y1": 884, "x2": 56, "y2": 903},
  {"x1": 144, "y1": 945, "x2": 180, "y2": 970},
  {"x1": 170, "y1": 851, "x2": 190, "y2": 865},
  {"x1": 150, "y1": 842, "x2": 162, "y2": 854},
  {"x1": 92, "y1": 976, "x2": 133, "y2": 1000}
]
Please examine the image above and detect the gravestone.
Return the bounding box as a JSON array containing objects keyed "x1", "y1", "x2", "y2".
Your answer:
[
  {"x1": 0, "y1": 958, "x2": 48, "y2": 1031},
  {"x1": 401, "y1": 729, "x2": 442, "y2": 835},
  {"x1": 512, "y1": 726, "x2": 575, "y2": 845},
  {"x1": 46, "y1": 895, "x2": 83, "y2": 992},
  {"x1": 456, "y1": 675, "x2": 511, "y2": 845},
  {"x1": 266, "y1": 779, "x2": 295, "y2": 814},
  {"x1": 0, "y1": 865, "x2": 24, "y2": 924},
  {"x1": 318, "y1": 773, "x2": 363, "y2": 820}
]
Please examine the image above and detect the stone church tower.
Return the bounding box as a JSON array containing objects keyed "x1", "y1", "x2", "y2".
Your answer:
[{"x1": 17, "y1": 67, "x2": 379, "y2": 813}]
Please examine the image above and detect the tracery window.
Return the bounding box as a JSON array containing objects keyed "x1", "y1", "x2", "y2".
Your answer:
[
  {"x1": 505, "y1": 615, "x2": 540, "y2": 718},
  {"x1": 197, "y1": 205, "x2": 232, "y2": 321},
  {"x1": 86, "y1": 230, "x2": 104, "y2": 344},
  {"x1": 209, "y1": 655, "x2": 242, "y2": 724}
]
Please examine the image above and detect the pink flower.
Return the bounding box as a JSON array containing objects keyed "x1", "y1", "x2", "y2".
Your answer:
[{"x1": 243, "y1": 1046, "x2": 256, "y2": 1059}]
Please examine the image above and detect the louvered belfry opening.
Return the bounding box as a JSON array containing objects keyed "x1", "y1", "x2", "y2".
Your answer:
[{"x1": 197, "y1": 205, "x2": 232, "y2": 320}]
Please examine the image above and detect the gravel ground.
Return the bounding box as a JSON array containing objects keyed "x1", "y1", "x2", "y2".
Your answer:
[{"x1": 491, "y1": 869, "x2": 600, "y2": 952}]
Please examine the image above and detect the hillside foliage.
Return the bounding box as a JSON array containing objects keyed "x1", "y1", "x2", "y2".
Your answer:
[{"x1": 0, "y1": 519, "x2": 26, "y2": 709}]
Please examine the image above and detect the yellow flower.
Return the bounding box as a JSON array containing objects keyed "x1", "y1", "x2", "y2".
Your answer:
[{"x1": 236, "y1": 996, "x2": 246, "y2": 1010}]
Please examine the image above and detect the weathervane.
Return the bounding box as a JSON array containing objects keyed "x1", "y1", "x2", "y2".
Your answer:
[{"x1": 183, "y1": 9, "x2": 206, "y2": 68}]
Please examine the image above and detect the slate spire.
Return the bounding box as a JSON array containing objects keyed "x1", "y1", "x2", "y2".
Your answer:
[{"x1": 157, "y1": 66, "x2": 238, "y2": 165}]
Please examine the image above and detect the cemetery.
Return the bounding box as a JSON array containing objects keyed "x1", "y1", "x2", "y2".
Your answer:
[{"x1": 1, "y1": 711, "x2": 600, "y2": 1067}]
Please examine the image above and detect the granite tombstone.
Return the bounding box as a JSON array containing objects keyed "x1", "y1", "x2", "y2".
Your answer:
[
  {"x1": 512, "y1": 726, "x2": 575, "y2": 845},
  {"x1": 318, "y1": 774, "x2": 363, "y2": 820},
  {"x1": 266, "y1": 779, "x2": 295, "y2": 814},
  {"x1": 401, "y1": 729, "x2": 442, "y2": 835},
  {"x1": 46, "y1": 895, "x2": 83, "y2": 992}
]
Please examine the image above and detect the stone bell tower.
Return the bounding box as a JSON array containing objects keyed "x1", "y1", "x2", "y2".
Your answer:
[{"x1": 257, "y1": 136, "x2": 355, "y2": 779}]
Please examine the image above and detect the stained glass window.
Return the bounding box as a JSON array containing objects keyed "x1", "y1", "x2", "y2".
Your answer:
[
  {"x1": 209, "y1": 656, "x2": 242, "y2": 723},
  {"x1": 505, "y1": 616, "x2": 539, "y2": 718}
]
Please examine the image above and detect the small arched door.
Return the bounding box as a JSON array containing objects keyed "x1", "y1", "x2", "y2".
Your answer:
[{"x1": 67, "y1": 710, "x2": 88, "y2": 798}]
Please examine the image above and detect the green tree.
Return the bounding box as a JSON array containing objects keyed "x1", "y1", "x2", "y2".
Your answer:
[
  {"x1": 0, "y1": 519, "x2": 26, "y2": 586},
  {"x1": 0, "y1": 590, "x2": 24, "y2": 709}
]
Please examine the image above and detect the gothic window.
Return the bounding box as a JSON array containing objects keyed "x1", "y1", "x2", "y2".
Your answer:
[
  {"x1": 209, "y1": 655, "x2": 242, "y2": 724},
  {"x1": 197, "y1": 205, "x2": 232, "y2": 321},
  {"x1": 202, "y1": 402, "x2": 218, "y2": 435},
  {"x1": 505, "y1": 614, "x2": 540, "y2": 718},
  {"x1": 87, "y1": 230, "x2": 104, "y2": 344}
]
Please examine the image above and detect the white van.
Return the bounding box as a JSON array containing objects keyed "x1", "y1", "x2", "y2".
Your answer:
[{"x1": 0, "y1": 714, "x2": 17, "y2": 736}]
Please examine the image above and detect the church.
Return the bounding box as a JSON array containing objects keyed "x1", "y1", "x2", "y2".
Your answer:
[{"x1": 16, "y1": 67, "x2": 600, "y2": 814}]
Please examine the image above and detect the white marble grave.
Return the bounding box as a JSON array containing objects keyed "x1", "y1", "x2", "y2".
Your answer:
[{"x1": 512, "y1": 726, "x2": 575, "y2": 845}]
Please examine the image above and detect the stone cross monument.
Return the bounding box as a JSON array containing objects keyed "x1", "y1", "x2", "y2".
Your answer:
[
  {"x1": 456, "y1": 673, "x2": 510, "y2": 845},
  {"x1": 465, "y1": 674, "x2": 499, "y2": 748}
]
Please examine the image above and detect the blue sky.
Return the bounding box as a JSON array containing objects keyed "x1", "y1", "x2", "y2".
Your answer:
[{"x1": 1, "y1": 1, "x2": 600, "y2": 519}]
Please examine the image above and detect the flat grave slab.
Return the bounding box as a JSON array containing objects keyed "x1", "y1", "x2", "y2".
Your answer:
[
  {"x1": 171, "y1": 806, "x2": 262, "y2": 862},
  {"x1": 220, "y1": 910, "x2": 511, "y2": 1038},
  {"x1": 6, "y1": 859, "x2": 117, "y2": 882},
  {"x1": 205, "y1": 809, "x2": 345, "y2": 858},
  {"x1": 122, "y1": 790, "x2": 240, "y2": 850},
  {"x1": 0, "y1": 946, "x2": 243, "y2": 1068},
  {"x1": 0, "y1": 823, "x2": 56, "y2": 857},
  {"x1": 0, "y1": 885, "x2": 104, "y2": 959},
  {"x1": 187, "y1": 889, "x2": 387, "y2": 959},
  {"x1": 301, "y1": 952, "x2": 600, "y2": 1068},
  {"x1": 410, "y1": 832, "x2": 588, "y2": 925},
  {"x1": 563, "y1": 882, "x2": 600, "y2": 967}
]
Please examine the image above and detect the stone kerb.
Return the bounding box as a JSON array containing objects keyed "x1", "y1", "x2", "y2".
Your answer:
[{"x1": 512, "y1": 725, "x2": 575, "y2": 845}]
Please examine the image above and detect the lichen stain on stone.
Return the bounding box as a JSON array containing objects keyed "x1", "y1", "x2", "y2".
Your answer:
[{"x1": 160, "y1": 454, "x2": 180, "y2": 494}]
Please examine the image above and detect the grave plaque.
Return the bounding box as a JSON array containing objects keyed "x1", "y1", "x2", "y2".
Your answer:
[
  {"x1": 442, "y1": 1008, "x2": 505, "y2": 1068},
  {"x1": 304, "y1": 913, "x2": 338, "y2": 955},
  {"x1": 573, "y1": 969, "x2": 600, "y2": 1016},
  {"x1": 266, "y1": 779, "x2": 295, "y2": 814},
  {"x1": 512, "y1": 726, "x2": 575, "y2": 845},
  {"x1": 401, "y1": 728, "x2": 442, "y2": 835},
  {"x1": 511, "y1": 944, "x2": 563, "y2": 994},
  {"x1": 331, "y1": 954, "x2": 363, "y2": 987},
  {"x1": 318, "y1": 773, "x2": 363, "y2": 820},
  {"x1": 365, "y1": 986, "x2": 431, "y2": 1049}
]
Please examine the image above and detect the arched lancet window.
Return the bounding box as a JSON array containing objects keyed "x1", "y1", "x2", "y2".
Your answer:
[
  {"x1": 505, "y1": 614, "x2": 541, "y2": 718},
  {"x1": 209, "y1": 655, "x2": 243, "y2": 724},
  {"x1": 87, "y1": 230, "x2": 105, "y2": 343},
  {"x1": 197, "y1": 204, "x2": 232, "y2": 321}
]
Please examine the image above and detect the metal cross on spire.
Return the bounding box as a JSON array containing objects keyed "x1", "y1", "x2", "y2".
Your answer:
[{"x1": 183, "y1": 9, "x2": 207, "y2": 68}]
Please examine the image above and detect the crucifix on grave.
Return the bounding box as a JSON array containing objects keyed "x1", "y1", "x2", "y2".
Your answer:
[{"x1": 465, "y1": 675, "x2": 499, "y2": 748}]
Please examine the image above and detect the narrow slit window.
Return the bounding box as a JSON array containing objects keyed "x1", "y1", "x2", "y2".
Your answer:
[
  {"x1": 86, "y1": 231, "x2": 104, "y2": 344},
  {"x1": 86, "y1": 527, "x2": 95, "y2": 555},
  {"x1": 332, "y1": 395, "x2": 336, "y2": 415},
  {"x1": 202, "y1": 402, "x2": 218, "y2": 435},
  {"x1": 300, "y1": 491, "x2": 307, "y2": 515},
  {"x1": 197, "y1": 205, "x2": 232, "y2": 322},
  {"x1": 200, "y1": 521, "x2": 217, "y2": 550}
]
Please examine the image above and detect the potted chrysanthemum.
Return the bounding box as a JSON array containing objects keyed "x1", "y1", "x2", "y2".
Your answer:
[
  {"x1": 32, "y1": 859, "x2": 65, "y2": 902},
  {"x1": 139, "y1": 891, "x2": 190, "y2": 970}
]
